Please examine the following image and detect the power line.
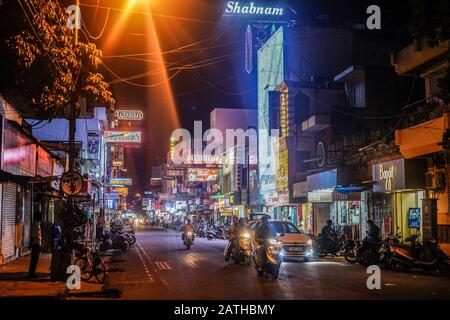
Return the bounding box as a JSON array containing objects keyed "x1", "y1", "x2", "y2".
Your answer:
[
  {"x1": 78, "y1": 2, "x2": 227, "y2": 26},
  {"x1": 81, "y1": 8, "x2": 110, "y2": 40}
]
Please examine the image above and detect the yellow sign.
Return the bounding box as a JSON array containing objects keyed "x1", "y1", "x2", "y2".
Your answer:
[{"x1": 276, "y1": 139, "x2": 288, "y2": 192}]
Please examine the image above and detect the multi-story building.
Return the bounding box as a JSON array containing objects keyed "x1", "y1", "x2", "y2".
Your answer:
[{"x1": 392, "y1": 39, "x2": 450, "y2": 254}]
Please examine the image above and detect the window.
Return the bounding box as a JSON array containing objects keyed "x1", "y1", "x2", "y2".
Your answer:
[
  {"x1": 269, "y1": 222, "x2": 300, "y2": 235},
  {"x1": 346, "y1": 83, "x2": 365, "y2": 108}
]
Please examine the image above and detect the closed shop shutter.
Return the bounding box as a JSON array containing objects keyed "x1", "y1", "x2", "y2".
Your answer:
[
  {"x1": 1, "y1": 182, "x2": 17, "y2": 261},
  {"x1": 23, "y1": 188, "x2": 32, "y2": 249}
]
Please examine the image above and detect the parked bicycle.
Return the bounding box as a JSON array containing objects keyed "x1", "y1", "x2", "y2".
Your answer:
[{"x1": 74, "y1": 245, "x2": 107, "y2": 284}]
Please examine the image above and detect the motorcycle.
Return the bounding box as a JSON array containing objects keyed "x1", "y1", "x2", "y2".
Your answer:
[
  {"x1": 388, "y1": 234, "x2": 449, "y2": 275},
  {"x1": 356, "y1": 237, "x2": 391, "y2": 267},
  {"x1": 206, "y1": 225, "x2": 226, "y2": 240},
  {"x1": 224, "y1": 232, "x2": 253, "y2": 265},
  {"x1": 98, "y1": 232, "x2": 129, "y2": 254},
  {"x1": 343, "y1": 238, "x2": 361, "y2": 264},
  {"x1": 316, "y1": 232, "x2": 344, "y2": 257},
  {"x1": 183, "y1": 231, "x2": 194, "y2": 250},
  {"x1": 253, "y1": 237, "x2": 283, "y2": 279}
]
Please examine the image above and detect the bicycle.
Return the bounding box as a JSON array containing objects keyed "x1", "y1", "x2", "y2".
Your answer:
[{"x1": 74, "y1": 247, "x2": 107, "y2": 284}]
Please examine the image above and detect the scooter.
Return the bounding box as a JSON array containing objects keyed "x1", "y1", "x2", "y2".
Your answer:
[
  {"x1": 388, "y1": 234, "x2": 449, "y2": 275},
  {"x1": 183, "y1": 231, "x2": 194, "y2": 250},
  {"x1": 253, "y1": 237, "x2": 283, "y2": 279}
]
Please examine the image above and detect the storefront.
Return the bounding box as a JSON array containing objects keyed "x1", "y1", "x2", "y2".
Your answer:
[{"x1": 371, "y1": 158, "x2": 427, "y2": 240}]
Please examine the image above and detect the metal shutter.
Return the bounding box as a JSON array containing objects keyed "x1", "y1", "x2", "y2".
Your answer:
[{"x1": 1, "y1": 182, "x2": 17, "y2": 260}]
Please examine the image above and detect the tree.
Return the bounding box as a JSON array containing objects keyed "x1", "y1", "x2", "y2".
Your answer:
[
  {"x1": 0, "y1": 0, "x2": 114, "y2": 119},
  {"x1": 410, "y1": 0, "x2": 450, "y2": 102}
]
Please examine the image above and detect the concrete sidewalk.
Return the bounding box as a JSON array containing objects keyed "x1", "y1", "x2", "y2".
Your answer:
[{"x1": 0, "y1": 252, "x2": 118, "y2": 299}]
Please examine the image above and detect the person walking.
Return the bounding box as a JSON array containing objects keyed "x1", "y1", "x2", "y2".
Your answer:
[{"x1": 28, "y1": 211, "x2": 42, "y2": 278}]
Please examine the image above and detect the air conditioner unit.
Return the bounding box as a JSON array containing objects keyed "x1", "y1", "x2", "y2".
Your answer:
[{"x1": 425, "y1": 170, "x2": 446, "y2": 190}]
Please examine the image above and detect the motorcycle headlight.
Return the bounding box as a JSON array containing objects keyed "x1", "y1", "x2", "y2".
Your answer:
[
  {"x1": 268, "y1": 238, "x2": 277, "y2": 245},
  {"x1": 307, "y1": 239, "x2": 313, "y2": 245},
  {"x1": 242, "y1": 233, "x2": 250, "y2": 239},
  {"x1": 187, "y1": 231, "x2": 193, "y2": 236}
]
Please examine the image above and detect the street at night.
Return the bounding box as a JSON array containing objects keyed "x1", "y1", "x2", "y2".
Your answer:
[
  {"x1": 1, "y1": 0, "x2": 450, "y2": 313},
  {"x1": 101, "y1": 226, "x2": 450, "y2": 300}
]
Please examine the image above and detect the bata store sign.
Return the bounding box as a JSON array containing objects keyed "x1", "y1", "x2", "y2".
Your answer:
[
  {"x1": 372, "y1": 159, "x2": 404, "y2": 192},
  {"x1": 372, "y1": 158, "x2": 426, "y2": 192}
]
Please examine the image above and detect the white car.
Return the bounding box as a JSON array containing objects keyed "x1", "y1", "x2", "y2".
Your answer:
[{"x1": 250, "y1": 220, "x2": 314, "y2": 261}]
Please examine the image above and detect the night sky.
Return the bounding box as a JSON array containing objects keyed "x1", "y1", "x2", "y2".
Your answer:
[{"x1": 73, "y1": 0, "x2": 411, "y2": 194}]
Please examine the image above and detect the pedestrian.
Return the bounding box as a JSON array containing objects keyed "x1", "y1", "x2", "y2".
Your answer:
[{"x1": 28, "y1": 211, "x2": 42, "y2": 278}]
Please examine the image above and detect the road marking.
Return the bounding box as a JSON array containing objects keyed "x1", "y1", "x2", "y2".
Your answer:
[
  {"x1": 135, "y1": 245, "x2": 154, "y2": 282},
  {"x1": 136, "y1": 240, "x2": 171, "y2": 288},
  {"x1": 155, "y1": 261, "x2": 172, "y2": 270}
]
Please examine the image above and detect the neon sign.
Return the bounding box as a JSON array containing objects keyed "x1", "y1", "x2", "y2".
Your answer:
[
  {"x1": 224, "y1": 2, "x2": 284, "y2": 16},
  {"x1": 104, "y1": 131, "x2": 141, "y2": 143},
  {"x1": 114, "y1": 110, "x2": 143, "y2": 121}
]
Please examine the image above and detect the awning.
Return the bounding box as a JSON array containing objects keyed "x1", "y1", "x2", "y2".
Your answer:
[{"x1": 0, "y1": 170, "x2": 32, "y2": 185}]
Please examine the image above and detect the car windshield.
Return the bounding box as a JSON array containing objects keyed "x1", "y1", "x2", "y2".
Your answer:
[{"x1": 269, "y1": 222, "x2": 300, "y2": 236}]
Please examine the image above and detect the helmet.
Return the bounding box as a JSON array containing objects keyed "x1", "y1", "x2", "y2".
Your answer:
[
  {"x1": 238, "y1": 218, "x2": 245, "y2": 225},
  {"x1": 326, "y1": 219, "x2": 333, "y2": 225},
  {"x1": 261, "y1": 215, "x2": 269, "y2": 223}
]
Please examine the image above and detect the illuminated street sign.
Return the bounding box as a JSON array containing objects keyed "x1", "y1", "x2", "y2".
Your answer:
[
  {"x1": 223, "y1": 1, "x2": 284, "y2": 17},
  {"x1": 105, "y1": 131, "x2": 141, "y2": 143},
  {"x1": 110, "y1": 178, "x2": 132, "y2": 186},
  {"x1": 111, "y1": 160, "x2": 124, "y2": 167},
  {"x1": 114, "y1": 110, "x2": 143, "y2": 121}
]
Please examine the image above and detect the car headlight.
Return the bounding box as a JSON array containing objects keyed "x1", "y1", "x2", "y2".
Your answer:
[{"x1": 307, "y1": 239, "x2": 313, "y2": 245}]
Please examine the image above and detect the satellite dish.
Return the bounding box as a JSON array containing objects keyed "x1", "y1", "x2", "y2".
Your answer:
[{"x1": 316, "y1": 141, "x2": 326, "y2": 168}]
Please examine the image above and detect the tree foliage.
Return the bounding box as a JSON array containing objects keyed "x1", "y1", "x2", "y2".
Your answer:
[
  {"x1": 0, "y1": 0, "x2": 114, "y2": 119},
  {"x1": 410, "y1": 0, "x2": 450, "y2": 103}
]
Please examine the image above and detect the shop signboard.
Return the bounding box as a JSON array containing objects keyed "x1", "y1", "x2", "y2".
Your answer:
[
  {"x1": 87, "y1": 130, "x2": 100, "y2": 160},
  {"x1": 276, "y1": 139, "x2": 288, "y2": 192},
  {"x1": 3, "y1": 121, "x2": 37, "y2": 177},
  {"x1": 37, "y1": 146, "x2": 53, "y2": 177},
  {"x1": 111, "y1": 160, "x2": 123, "y2": 167},
  {"x1": 104, "y1": 192, "x2": 120, "y2": 201},
  {"x1": 114, "y1": 110, "x2": 143, "y2": 121},
  {"x1": 114, "y1": 187, "x2": 128, "y2": 196},
  {"x1": 307, "y1": 191, "x2": 333, "y2": 203},
  {"x1": 104, "y1": 131, "x2": 141, "y2": 143},
  {"x1": 61, "y1": 171, "x2": 84, "y2": 195},
  {"x1": 186, "y1": 167, "x2": 220, "y2": 182},
  {"x1": 372, "y1": 158, "x2": 426, "y2": 193},
  {"x1": 372, "y1": 159, "x2": 405, "y2": 192},
  {"x1": 422, "y1": 199, "x2": 437, "y2": 241},
  {"x1": 333, "y1": 192, "x2": 361, "y2": 202},
  {"x1": 110, "y1": 178, "x2": 132, "y2": 186}
]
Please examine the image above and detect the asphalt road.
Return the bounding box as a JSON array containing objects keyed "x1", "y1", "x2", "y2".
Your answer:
[{"x1": 104, "y1": 226, "x2": 450, "y2": 299}]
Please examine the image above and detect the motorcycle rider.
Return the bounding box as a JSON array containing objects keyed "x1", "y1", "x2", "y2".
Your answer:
[
  {"x1": 367, "y1": 219, "x2": 380, "y2": 242},
  {"x1": 320, "y1": 219, "x2": 337, "y2": 253},
  {"x1": 254, "y1": 216, "x2": 271, "y2": 272},
  {"x1": 225, "y1": 216, "x2": 239, "y2": 261},
  {"x1": 182, "y1": 219, "x2": 195, "y2": 241}
]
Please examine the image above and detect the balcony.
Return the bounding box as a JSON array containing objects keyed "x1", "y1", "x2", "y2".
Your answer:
[
  {"x1": 395, "y1": 113, "x2": 450, "y2": 159},
  {"x1": 391, "y1": 39, "x2": 449, "y2": 75},
  {"x1": 301, "y1": 114, "x2": 331, "y2": 132}
]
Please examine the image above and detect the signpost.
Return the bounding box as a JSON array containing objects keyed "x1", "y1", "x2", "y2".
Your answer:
[{"x1": 60, "y1": 171, "x2": 84, "y2": 196}]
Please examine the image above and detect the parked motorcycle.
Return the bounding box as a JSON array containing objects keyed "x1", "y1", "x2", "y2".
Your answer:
[
  {"x1": 388, "y1": 234, "x2": 449, "y2": 275},
  {"x1": 183, "y1": 231, "x2": 194, "y2": 250},
  {"x1": 224, "y1": 232, "x2": 252, "y2": 265},
  {"x1": 315, "y1": 232, "x2": 345, "y2": 257},
  {"x1": 356, "y1": 236, "x2": 391, "y2": 267},
  {"x1": 206, "y1": 225, "x2": 226, "y2": 240},
  {"x1": 343, "y1": 238, "x2": 361, "y2": 264},
  {"x1": 253, "y1": 238, "x2": 283, "y2": 279}
]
